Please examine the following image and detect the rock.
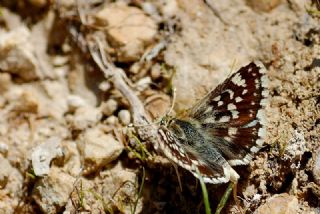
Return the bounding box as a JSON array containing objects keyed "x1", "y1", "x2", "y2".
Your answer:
[
  {"x1": 98, "y1": 81, "x2": 111, "y2": 92},
  {"x1": 105, "y1": 115, "x2": 119, "y2": 125},
  {"x1": 68, "y1": 106, "x2": 102, "y2": 130},
  {"x1": 0, "y1": 155, "x2": 12, "y2": 188},
  {"x1": 254, "y1": 193, "x2": 299, "y2": 214},
  {"x1": 282, "y1": 130, "x2": 306, "y2": 167},
  {"x1": 64, "y1": 178, "x2": 103, "y2": 213},
  {"x1": 246, "y1": 0, "x2": 283, "y2": 12},
  {"x1": 135, "y1": 76, "x2": 152, "y2": 92},
  {"x1": 41, "y1": 80, "x2": 70, "y2": 119},
  {"x1": 118, "y1": 109, "x2": 131, "y2": 125},
  {"x1": 31, "y1": 137, "x2": 63, "y2": 176},
  {"x1": 32, "y1": 167, "x2": 76, "y2": 214},
  {"x1": 150, "y1": 63, "x2": 162, "y2": 80},
  {"x1": 0, "y1": 73, "x2": 12, "y2": 93},
  {"x1": 0, "y1": 143, "x2": 8, "y2": 156},
  {"x1": 100, "y1": 99, "x2": 118, "y2": 116},
  {"x1": 28, "y1": 0, "x2": 48, "y2": 7},
  {"x1": 95, "y1": 3, "x2": 157, "y2": 62},
  {"x1": 60, "y1": 141, "x2": 81, "y2": 177},
  {"x1": 100, "y1": 162, "x2": 142, "y2": 214},
  {"x1": 0, "y1": 27, "x2": 41, "y2": 80},
  {"x1": 313, "y1": 148, "x2": 320, "y2": 185},
  {"x1": 67, "y1": 95, "x2": 88, "y2": 111},
  {"x1": 65, "y1": 163, "x2": 141, "y2": 213},
  {"x1": 145, "y1": 94, "x2": 171, "y2": 119},
  {"x1": 0, "y1": 155, "x2": 23, "y2": 213},
  {"x1": 80, "y1": 127, "x2": 124, "y2": 174},
  {"x1": 12, "y1": 91, "x2": 39, "y2": 114}
]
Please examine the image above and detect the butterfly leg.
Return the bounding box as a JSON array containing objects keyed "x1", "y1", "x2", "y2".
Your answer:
[{"x1": 232, "y1": 181, "x2": 244, "y2": 214}]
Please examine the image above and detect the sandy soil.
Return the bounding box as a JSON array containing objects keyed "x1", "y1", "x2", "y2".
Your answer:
[{"x1": 0, "y1": 0, "x2": 319, "y2": 213}]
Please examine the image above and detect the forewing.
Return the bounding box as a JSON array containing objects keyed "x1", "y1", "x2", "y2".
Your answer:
[{"x1": 187, "y1": 61, "x2": 269, "y2": 165}]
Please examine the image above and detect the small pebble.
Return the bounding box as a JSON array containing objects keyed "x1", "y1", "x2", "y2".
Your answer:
[
  {"x1": 118, "y1": 110, "x2": 131, "y2": 125},
  {"x1": 99, "y1": 81, "x2": 111, "y2": 92},
  {"x1": 67, "y1": 95, "x2": 87, "y2": 111},
  {"x1": 151, "y1": 64, "x2": 161, "y2": 80},
  {"x1": 101, "y1": 99, "x2": 118, "y2": 116},
  {"x1": 105, "y1": 115, "x2": 119, "y2": 125},
  {"x1": 313, "y1": 149, "x2": 320, "y2": 185},
  {"x1": 0, "y1": 142, "x2": 8, "y2": 156}
]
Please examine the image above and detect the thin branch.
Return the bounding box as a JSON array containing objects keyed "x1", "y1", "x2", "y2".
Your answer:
[{"x1": 87, "y1": 35, "x2": 160, "y2": 145}]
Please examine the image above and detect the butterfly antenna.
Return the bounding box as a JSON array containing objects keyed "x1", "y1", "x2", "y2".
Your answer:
[
  {"x1": 167, "y1": 87, "x2": 177, "y2": 116},
  {"x1": 227, "y1": 59, "x2": 238, "y2": 77},
  {"x1": 127, "y1": 119, "x2": 161, "y2": 128}
]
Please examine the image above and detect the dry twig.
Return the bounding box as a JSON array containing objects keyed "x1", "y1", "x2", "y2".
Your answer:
[{"x1": 87, "y1": 35, "x2": 160, "y2": 147}]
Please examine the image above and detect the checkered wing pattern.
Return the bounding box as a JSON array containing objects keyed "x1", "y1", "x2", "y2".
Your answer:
[{"x1": 158, "y1": 61, "x2": 269, "y2": 183}]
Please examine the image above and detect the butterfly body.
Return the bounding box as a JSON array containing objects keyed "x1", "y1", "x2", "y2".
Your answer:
[{"x1": 157, "y1": 61, "x2": 269, "y2": 184}]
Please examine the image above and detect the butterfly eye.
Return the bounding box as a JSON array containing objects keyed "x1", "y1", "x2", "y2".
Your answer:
[
  {"x1": 160, "y1": 117, "x2": 166, "y2": 126},
  {"x1": 160, "y1": 115, "x2": 175, "y2": 126}
]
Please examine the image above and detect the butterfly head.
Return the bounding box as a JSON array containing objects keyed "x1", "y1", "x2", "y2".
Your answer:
[{"x1": 160, "y1": 114, "x2": 176, "y2": 127}]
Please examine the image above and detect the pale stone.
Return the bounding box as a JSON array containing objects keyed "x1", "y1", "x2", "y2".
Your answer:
[
  {"x1": 246, "y1": 0, "x2": 283, "y2": 12},
  {"x1": 0, "y1": 27, "x2": 41, "y2": 80},
  {"x1": 95, "y1": 3, "x2": 157, "y2": 62},
  {"x1": 100, "y1": 162, "x2": 142, "y2": 214},
  {"x1": 32, "y1": 167, "x2": 76, "y2": 214},
  {"x1": 105, "y1": 115, "x2": 119, "y2": 125},
  {"x1": 69, "y1": 106, "x2": 102, "y2": 130},
  {"x1": 255, "y1": 193, "x2": 299, "y2": 214},
  {"x1": 100, "y1": 99, "x2": 118, "y2": 116},
  {"x1": 118, "y1": 109, "x2": 131, "y2": 125},
  {"x1": 67, "y1": 95, "x2": 88, "y2": 111},
  {"x1": 28, "y1": 0, "x2": 48, "y2": 7},
  {"x1": 31, "y1": 137, "x2": 63, "y2": 176},
  {"x1": 13, "y1": 91, "x2": 39, "y2": 113},
  {"x1": 81, "y1": 127, "x2": 124, "y2": 173},
  {"x1": 313, "y1": 148, "x2": 320, "y2": 185},
  {"x1": 0, "y1": 155, "x2": 12, "y2": 188}
]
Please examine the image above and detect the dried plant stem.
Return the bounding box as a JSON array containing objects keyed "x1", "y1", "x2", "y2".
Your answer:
[{"x1": 87, "y1": 35, "x2": 160, "y2": 146}]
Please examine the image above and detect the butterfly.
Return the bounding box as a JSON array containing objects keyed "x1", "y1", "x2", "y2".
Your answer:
[{"x1": 157, "y1": 61, "x2": 269, "y2": 184}]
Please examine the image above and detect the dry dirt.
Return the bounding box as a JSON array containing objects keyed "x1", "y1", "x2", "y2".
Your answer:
[{"x1": 0, "y1": 0, "x2": 319, "y2": 214}]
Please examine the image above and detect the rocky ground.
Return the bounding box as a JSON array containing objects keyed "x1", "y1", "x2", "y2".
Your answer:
[{"x1": 0, "y1": 0, "x2": 319, "y2": 213}]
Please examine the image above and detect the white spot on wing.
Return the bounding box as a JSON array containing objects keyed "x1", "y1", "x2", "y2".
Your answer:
[
  {"x1": 262, "y1": 90, "x2": 269, "y2": 97},
  {"x1": 224, "y1": 136, "x2": 232, "y2": 141},
  {"x1": 213, "y1": 95, "x2": 221, "y2": 101},
  {"x1": 219, "y1": 116, "x2": 230, "y2": 122},
  {"x1": 256, "y1": 139, "x2": 264, "y2": 146},
  {"x1": 203, "y1": 106, "x2": 213, "y2": 114},
  {"x1": 244, "y1": 119, "x2": 258, "y2": 128},
  {"x1": 225, "y1": 89, "x2": 234, "y2": 99},
  {"x1": 250, "y1": 146, "x2": 260, "y2": 153},
  {"x1": 228, "y1": 128, "x2": 237, "y2": 136},
  {"x1": 231, "y1": 110, "x2": 239, "y2": 119},
  {"x1": 257, "y1": 109, "x2": 266, "y2": 125},
  {"x1": 204, "y1": 117, "x2": 216, "y2": 123},
  {"x1": 231, "y1": 73, "x2": 247, "y2": 87},
  {"x1": 227, "y1": 103, "x2": 237, "y2": 111},
  {"x1": 235, "y1": 97, "x2": 243, "y2": 103},
  {"x1": 260, "y1": 98, "x2": 268, "y2": 106},
  {"x1": 242, "y1": 89, "x2": 248, "y2": 95},
  {"x1": 258, "y1": 127, "x2": 266, "y2": 138},
  {"x1": 261, "y1": 75, "x2": 269, "y2": 88}
]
